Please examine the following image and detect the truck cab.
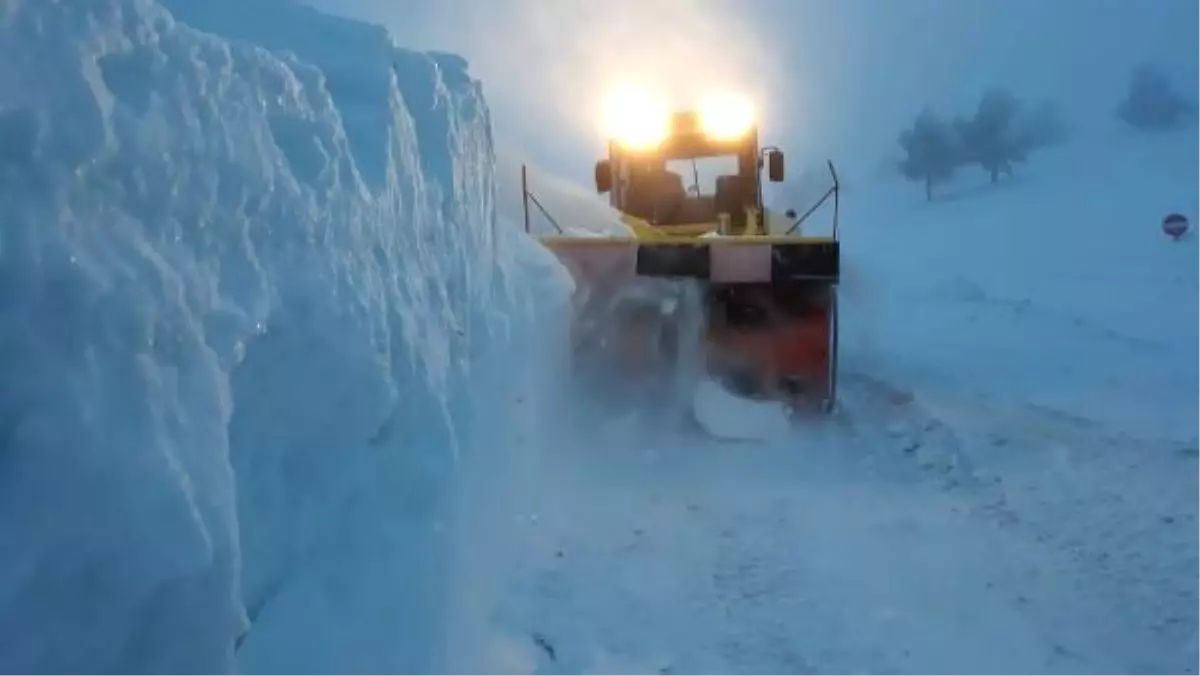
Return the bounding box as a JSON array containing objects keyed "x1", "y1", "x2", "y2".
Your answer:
[{"x1": 593, "y1": 110, "x2": 785, "y2": 236}]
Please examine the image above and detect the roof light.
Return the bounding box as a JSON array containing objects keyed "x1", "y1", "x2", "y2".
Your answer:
[
  {"x1": 604, "y1": 85, "x2": 671, "y2": 150},
  {"x1": 699, "y1": 94, "x2": 755, "y2": 141}
]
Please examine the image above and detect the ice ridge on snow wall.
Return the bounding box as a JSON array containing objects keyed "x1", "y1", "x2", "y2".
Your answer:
[{"x1": 0, "y1": 0, "x2": 563, "y2": 672}]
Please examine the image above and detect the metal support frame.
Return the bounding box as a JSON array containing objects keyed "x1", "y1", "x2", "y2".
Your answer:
[
  {"x1": 784, "y1": 160, "x2": 841, "y2": 239},
  {"x1": 521, "y1": 163, "x2": 564, "y2": 235}
]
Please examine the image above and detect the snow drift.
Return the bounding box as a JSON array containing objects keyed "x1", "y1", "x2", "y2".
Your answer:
[{"x1": 0, "y1": 0, "x2": 568, "y2": 672}]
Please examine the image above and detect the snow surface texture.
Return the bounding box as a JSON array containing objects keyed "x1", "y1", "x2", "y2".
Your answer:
[{"x1": 0, "y1": 0, "x2": 569, "y2": 672}]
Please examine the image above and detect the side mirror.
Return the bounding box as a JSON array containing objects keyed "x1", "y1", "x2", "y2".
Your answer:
[
  {"x1": 594, "y1": 159, "x2": 612, "y2": 193},
  {"x1": 767, "y1": 150, "x2": 785, "y2": 183}
]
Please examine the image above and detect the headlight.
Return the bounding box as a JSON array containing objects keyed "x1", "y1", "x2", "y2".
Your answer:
[
  {"x1": 699, "y1": 94, "x2": 755, "y2": 140},
  {"x1": 605, "y1": 85, "x2": 670, "y2": 150}
]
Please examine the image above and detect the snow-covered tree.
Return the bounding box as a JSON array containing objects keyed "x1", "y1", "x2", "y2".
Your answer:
[
  {"x1": 895, "y1": 92, "x2": 1068, "y2": 198},
  {"x1": 953, "y1": 88, "x2": 1067, "y2": 184},
  {"x1": 954, "y1": 88, "x2": 1026, "y2": 184},
  {"x1": 1116, "y1": 64, "x2": 1196, "y2": 132},
  {"x1": 897, "y1": 109, "x2": 962, "y2": 201}
]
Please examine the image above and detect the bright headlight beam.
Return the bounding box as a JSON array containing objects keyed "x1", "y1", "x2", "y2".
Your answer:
[
  {"x1": 604, "y1": 85, "x2": 670, "y2": 150},
  {"x1": 699, "y1": 94, "x2": 755, "y2": 140}
]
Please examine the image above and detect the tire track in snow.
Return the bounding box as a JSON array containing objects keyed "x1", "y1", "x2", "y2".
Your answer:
[
  {"x1": 894, "y1": 385, "x2": 1200, "y2": 675},
  {"x1": 496, "y1": 374, "x2": 1197, "y2": 674}
]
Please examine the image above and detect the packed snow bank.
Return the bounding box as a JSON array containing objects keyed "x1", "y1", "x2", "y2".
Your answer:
[{"x1": 0, "y1": 0, "x2": 568, "y2": 672}]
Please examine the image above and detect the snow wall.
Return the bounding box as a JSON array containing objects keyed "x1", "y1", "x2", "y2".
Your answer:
[{"x1": 0, "y1": 0, "x2": 571, "y2": 672}]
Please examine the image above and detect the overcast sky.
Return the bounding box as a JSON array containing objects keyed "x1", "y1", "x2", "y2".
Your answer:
[{"x1": 309, "y1": 0, "x2": 1198, "y2": 182}]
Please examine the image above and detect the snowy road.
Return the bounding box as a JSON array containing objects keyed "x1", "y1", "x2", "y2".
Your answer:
[{"x1": 496, "y1": 375, "x2": 1198, "y2": 675}]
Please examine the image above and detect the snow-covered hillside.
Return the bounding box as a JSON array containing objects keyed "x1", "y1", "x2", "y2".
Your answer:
[
  {"x1": 0, "y1": 0, "x2": 569, "y2": 672},
  {"x1": 841, "y1": 132, "x2": 1198, "y2": 440}
]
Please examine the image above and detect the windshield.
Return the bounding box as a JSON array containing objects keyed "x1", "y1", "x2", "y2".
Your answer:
[
  {"x1": 666, "y1": 155, "x2": 739, "y2": 198},
  {"x1": 623, "y1": 155, "x2": 742, "y2": 226}
]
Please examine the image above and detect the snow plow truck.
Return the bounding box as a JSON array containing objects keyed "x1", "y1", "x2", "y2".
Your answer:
[{"x1": 523, "y1": 96, "x2": 842, "y2": 414}]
